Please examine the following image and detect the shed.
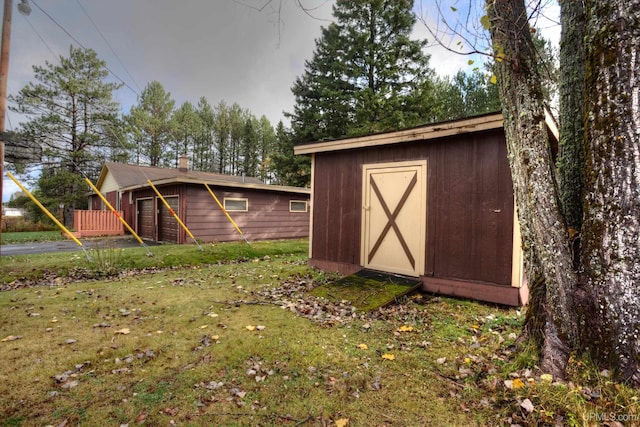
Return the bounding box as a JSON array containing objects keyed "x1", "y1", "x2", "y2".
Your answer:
[
  {"x1": 90, "y1": 159, "x2": 310, "y2": 244},
  {"x1": 294, "y1": 113, "x2": 557, "y2": 306}
]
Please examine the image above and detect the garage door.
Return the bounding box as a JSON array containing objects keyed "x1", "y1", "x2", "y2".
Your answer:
[
  {"x1": 158, "y1": 196, "x2": 179, "y2": 243},
  {"x1": 137, "y1": 199, "x2": 154, "y2": 240}
]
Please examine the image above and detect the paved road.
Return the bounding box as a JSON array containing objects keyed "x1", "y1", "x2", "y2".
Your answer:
[{"x1": 0, "y1": 236, "x2": 157, "y2": 257}]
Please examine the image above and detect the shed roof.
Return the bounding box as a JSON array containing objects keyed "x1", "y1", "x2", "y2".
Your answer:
[
  {"x1": 294, "y1": 113, "x2": 504, "y2": 155},
  {"x1": 95, "y1": 162, "x2": 310, "y2": 195},
  {"x1": 294, "y1": 111, "x2": 559, "y2": 155}
]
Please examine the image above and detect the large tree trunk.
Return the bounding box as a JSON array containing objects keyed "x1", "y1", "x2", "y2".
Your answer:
[
  {"x1": 486, "y1": 0, "x2": 579, "y2": 378},
  {"x1": 557, "y1": 0, "x2": 586, "y2": 233},
  {"x1": 581, "y1": 0, "x2": 640, "y2": 386}
]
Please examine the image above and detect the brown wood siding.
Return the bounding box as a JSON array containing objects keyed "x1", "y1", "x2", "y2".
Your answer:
[
  {"x1": 137, "y1": 199, "x2": 154, "y2": 240},
  {"x1": 90, "y1": 195, "x2": 100, "y2": 210},
  {"x1": 106, "y1": 191, "x2": 118, "y2": 210},
  {"x1": 185, "y1": 186, "x2": 310, "y2": 242},
  {"x1": 158, "y1": 196, "x2": 179, "y2": 243},
  {"x1": 311, "y1": 129, "x2": 514, "y2": 286}
]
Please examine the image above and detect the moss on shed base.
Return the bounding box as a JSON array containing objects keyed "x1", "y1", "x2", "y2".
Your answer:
[{"x1": 309, "y1": 269, "x2": 422, "y2": 311}]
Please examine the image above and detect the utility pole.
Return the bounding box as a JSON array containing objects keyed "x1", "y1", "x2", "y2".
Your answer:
[
  {"x1": 0, "y1": 0, "x2": 14, "y2": 244},
  {"x1": 0, "y1": 0, "x2": 30, "y2": 248}
]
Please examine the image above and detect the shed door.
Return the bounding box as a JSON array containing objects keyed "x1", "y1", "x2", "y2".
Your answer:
[
  {"x1": 158, "y1": 196, "x2": 179, "y2": 243},
  {"x1": 361, "y1": 161, "x2": 427, "y2": 277},
  {"x1": 137, "y1": 199, "x2": 154, "y2": 240}
]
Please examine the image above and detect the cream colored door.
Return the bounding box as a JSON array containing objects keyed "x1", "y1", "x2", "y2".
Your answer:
[{"x1": 361, "y1": 161, "x2": 427, "y2": 277}]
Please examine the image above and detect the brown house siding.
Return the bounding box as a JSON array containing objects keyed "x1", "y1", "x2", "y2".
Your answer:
[
  {"x1": 186, "y1": 186, "x2": 310, "y2": 242},
  {"x1": 123, "y1": 184, "x2": 309, "y2": 244},
  {"x1": 311, "y1": 128, "x2": 514, "y2": 287}
]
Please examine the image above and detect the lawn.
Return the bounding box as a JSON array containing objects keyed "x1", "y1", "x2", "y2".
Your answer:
[
  {"x1": 0, "y1": 230, "x2": 65, "y2": 245},
  {"x1": 0, "y1": 239, "x2": 638, "y2": 426}
]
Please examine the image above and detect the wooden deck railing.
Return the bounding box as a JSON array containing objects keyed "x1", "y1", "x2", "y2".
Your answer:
[{"x1": 73, "y1": 210, "x2": 124, "y2": 238}]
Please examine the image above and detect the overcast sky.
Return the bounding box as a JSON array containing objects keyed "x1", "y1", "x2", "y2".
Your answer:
[{"x1": 2, "y1": 0, "x2": 560, "y2": 201}]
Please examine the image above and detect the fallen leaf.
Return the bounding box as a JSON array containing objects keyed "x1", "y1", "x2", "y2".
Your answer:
[
  {"x1": 520, "y1": 398, "x2": 534, "y2": 413},
  {"x1": 208, "y1": 313, "x2": 219, "y2": 318},
  {"x1": 397, "y1": 325, "x2": 414, "y2": 332},
  {"x1": 1, "y1": 335, "x2": 22, "y2": 342},
  {"x1": 61, "y1": 380, "x2": 79, "y2": 389},
  {"x1": 356, "y1": 343, "x2": 368, "y2": 350},
  {"x1": 199, "y1": 325, "x2": 208, "y2": 329},
  {"x1": 210, "y1": 335, "x2": 220, "y2": 341},
  {"x1": 540, "y1": 373, "x2": 553, "y2": 382},
  {"x1": 135, "y1": 410, "x2": 147, "y2": 424},
  {"x1": 335, "y1": 418, "x2": 349, "y2": 427},
  {"x1": 115, "y1": 328, "x2": 130, "y2": 335},
  {"x1": 245, "y1": 325, "x2": 256, "y2": 331},
  {"x1": 381, "y1": 353, "x2": 395, "y2": 361},
  {"x1": 512, "y1": 378, "x2": 526, "y2": 389},
  {"x1": 436, "y1": 357, "x2": 447, "y2": 365}
]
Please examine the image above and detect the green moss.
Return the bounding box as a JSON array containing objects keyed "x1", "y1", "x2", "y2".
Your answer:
[{"x1": 308, "y1": 270, "x2": 421, "y2": 311}]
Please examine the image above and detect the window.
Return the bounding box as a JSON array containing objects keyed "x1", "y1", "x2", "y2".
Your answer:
[
  {"x1": 224, "y1": 197, "x2": 248, "y2": 212},
  {"x1": 289, "y1": 200, "x2": 308, "y2": 212}
]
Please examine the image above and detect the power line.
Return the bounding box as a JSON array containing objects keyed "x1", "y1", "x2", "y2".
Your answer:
[
  {"x1": 76, "y1": 0, "x2": 142, "y2": 93},
  {"x1": 21, "y1": 12, "x2": 59, "y2": 62},
  {"x1": 31, "y1": 0, "x2": 139, "y2": 97}
]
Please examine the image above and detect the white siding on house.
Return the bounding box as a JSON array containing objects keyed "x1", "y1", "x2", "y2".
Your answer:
[{"x1": 101, "y1": 172, "x2": 120, "y2": 193}]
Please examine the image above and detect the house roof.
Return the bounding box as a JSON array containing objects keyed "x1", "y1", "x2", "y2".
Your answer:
[
  {"x1": 96, "y1": 162, "x2": 263, "y2": 189},
  {"x1": 96, "y1": 162, "x2": 310, "y2": 195},
  {"x1": 294, "y1": 111, "x2": 559, "y2": 155}
]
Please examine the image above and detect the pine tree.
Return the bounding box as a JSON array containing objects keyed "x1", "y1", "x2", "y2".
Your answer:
[
  {"x1": 257, "y1": 115, "x2": 277, "y2": 183},
  {"x1": 194, "y1": 97, "x2": 215, "y2": 171},
  {"x1": 9, "y1": 46, "x2": 122, "y2": 221},
  {"x1": 289, "y1": 0, "x2": 435, "y2": 143},
  {"x1": 172, "y1": 101, "x2": 201, "y2": 168},
  {"x1": 272, "y1": 121, "x2": 310, "y2": 187},
  {"x1": 126, "y1": 81, "x2": 176, "y2": 167}
]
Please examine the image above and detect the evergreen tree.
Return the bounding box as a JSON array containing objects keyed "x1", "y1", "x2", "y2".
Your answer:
[
  {"x1": 194, "y1": 97, "x2": 216, "y2": 171},
  {"x1": 9, "y1": 46, "x2": 122, "y2": 221},
  {"x1": 289, "y1": 0, "x2": 435, "y2": 143},
  {"x1": 213, "y1": 101, "x2": 230, "y2": 173},
  {"x1": 126, "y1": 81, "x2": 176, "y2": 167},
  {"x1": 272, "y1": 121, "x2": 310, "y2": 187},
  {"x1": 241, "y1": 116, "x2": 259, "y2": 177},
  {"x1": 449, "y1": 69, "x2": 501, "y2": 117},
  {"x1": 257, "y1": 115, "x2": 277, "y2": 183},
  {"x1": 172, "y1": 101, "x2": 201, "y2": 168},
  {"x1": 227, "y1": 103, "x2": 246, "y2": 175}
]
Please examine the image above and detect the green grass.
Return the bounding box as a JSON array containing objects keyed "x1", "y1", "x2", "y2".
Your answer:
[
  {"x1": 0, "y1": 238, "x2": 308, "y2": 285},
  {"x1": 0, "y1": 242, "x2": 638, "y2": 426},
  {"x1": 0, "y1": 230, "x2": 65, "y2": 245}
]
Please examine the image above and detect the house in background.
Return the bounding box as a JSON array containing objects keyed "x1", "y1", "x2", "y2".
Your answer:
[
  {"x1": 90, "y1": 157, "x2": 310, "y2": 244},
  {"x1": 294, "y1": 112, "x2": 558, "y2": 307}
]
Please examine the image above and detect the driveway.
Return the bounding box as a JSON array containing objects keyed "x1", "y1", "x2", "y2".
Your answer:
[{"x1": 0, "y1": 236, "x2": 158, "y2": 257}]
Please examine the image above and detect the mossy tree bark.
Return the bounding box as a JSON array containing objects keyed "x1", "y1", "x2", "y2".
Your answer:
[
  {"x1": 485, "y1": 0, "x2": 578, "y2": 378},
  {"x1": 581, "y1": 0, "x2": 640, "y2": 386},
  {"x1": 486, "y1": 0, "x2": 640, "y2": 386},
  {"x1": 557, "y1": 0, "x2": 586, "y2": 233}
]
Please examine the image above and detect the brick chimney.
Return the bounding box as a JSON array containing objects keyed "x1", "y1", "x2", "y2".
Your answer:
[{"x1": 178, "y1": 154, "x2": 188, "y2": 173}]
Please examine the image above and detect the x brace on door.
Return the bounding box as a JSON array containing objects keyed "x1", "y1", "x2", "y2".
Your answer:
[{"x1": 367, "y1": 172, "x2": 418, "y2": 268}]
